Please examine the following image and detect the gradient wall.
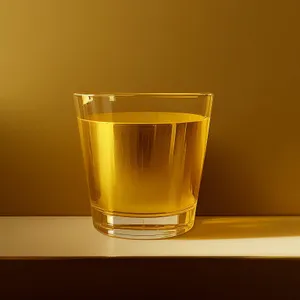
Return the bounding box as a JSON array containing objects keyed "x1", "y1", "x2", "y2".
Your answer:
[{"x1": 1, "y1": 0, "x2": 299, "y2": 215}]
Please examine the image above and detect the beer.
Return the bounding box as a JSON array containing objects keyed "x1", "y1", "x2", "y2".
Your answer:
[{"x1": 78, "y1": 112, "x2": 209, "y2": 217}]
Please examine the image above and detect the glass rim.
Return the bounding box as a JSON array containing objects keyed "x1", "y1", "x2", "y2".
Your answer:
[{"x1": 74, "y1": 92, "x2": 213, "y2": 97}]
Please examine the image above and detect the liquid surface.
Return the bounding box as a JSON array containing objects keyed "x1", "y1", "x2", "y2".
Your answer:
[{"x1": 78, "y1": 112, "x2": 210, "y2": 215}]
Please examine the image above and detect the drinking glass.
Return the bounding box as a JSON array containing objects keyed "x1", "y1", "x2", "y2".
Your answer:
[{"x1": 74, "y1": 93, "x2": 213, "y2": 239}]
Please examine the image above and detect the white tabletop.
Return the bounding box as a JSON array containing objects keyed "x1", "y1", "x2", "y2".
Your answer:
[{"x1": 1, "y1": 216, "x2": 300, "y2": 258}]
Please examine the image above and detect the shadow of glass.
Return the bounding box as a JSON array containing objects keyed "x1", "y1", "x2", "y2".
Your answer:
[
  {"x1": 177, "y1": 217, "x2": 300, "y2": 240},
  {"x1": 197, "y1": 138, "x2": 269, "y2": 216}
]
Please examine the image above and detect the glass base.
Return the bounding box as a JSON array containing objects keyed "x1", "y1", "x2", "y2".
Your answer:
[{"x1": 91, "y1": 206, "x2": 196, "y2": 240}]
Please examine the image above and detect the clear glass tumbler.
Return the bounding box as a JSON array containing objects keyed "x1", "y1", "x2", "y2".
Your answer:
[{"x1": 74, "y1": 93, "x2": 213, "y2": 239}]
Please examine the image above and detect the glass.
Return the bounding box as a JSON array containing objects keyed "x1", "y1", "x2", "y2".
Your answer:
[{"x1": 74, "y1": 93, "x2": 213, "y2": 239}]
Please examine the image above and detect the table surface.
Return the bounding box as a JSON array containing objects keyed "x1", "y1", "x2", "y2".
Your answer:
[{"x1": 2, "y1": 216, "x2": 300, "y2": 258}]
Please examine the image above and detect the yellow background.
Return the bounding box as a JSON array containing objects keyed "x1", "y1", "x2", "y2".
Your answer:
[{"x1": 1, "y1": 0, "x2": 299, "y2": 216}]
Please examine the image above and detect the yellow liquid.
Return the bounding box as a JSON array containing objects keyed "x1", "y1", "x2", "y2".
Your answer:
[{"x1": 78, "y1": 112, "x2": 210, "y2": 216}]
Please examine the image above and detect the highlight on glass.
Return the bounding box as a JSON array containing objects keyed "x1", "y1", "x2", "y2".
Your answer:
[{"x1": 74, "y1": 93, "x2": 213, "y2": 239}]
